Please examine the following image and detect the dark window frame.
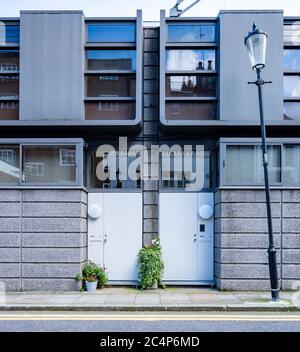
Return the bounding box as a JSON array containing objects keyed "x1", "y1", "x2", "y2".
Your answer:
[{"x1": 160, "y1": 13, "x2": 219, "y2": 125}]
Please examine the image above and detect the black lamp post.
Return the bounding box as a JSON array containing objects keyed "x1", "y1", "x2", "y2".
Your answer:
[{"x1": 244, "y1": 23, "x2": 280, "y2": 302}]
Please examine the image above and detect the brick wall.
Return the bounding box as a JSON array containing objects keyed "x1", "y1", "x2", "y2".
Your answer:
[
  {"x1": 142, "y1": 27, "x2": 159, "y2": 245},
  {"x1": 0, "y1": 189, "x2": 87, "y2": 291},
  {"x1": 215, "y1": 189, "x2": 300, "y2": 291}
]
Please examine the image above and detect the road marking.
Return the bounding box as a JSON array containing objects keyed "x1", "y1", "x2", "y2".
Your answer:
[{"x1": 0, "y1": 314, "x2": 299, "y2": 321}]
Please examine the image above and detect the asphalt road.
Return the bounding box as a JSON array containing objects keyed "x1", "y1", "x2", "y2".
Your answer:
[{"x1": 0, "y1": 311, "x2": 299, "y2": 332}]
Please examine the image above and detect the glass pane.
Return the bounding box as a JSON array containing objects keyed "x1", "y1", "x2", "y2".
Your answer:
[
  {"x1": 0, "y1": 75, "x2": 19, "y2": 98},
  {"x1": 168, "y1": 24, "x2": 215, "y2": 42},
  {"x1": 86, "y1": 50, "x2": 136, "y2": 70},
  {"x1": 166, "y1": 75, "x2": 216, "y2": 97},
  {"x1": 0, "y1": 101, "x2": 18, "y2": 120},
  {"x1": 284, "y1": 76, "x2": 300, "y2": 98},
  {"x1": 0, "y1": 50, "x2": 19, "y2": 72},
  {"x1": 86, "y1": 75, "x2": 136, "y2": 97},
  {"x1": 166, "y1": 50, "x2": 216, "y2": 71},
  {"x1": 284, "y1": 23, "x2": 300, "y2": 44},
  {"x1": 283, "y1": 145, "x2": 300, "y2": 185},
  {"x1": 226, "y1": 145, "x2": 281, "y2": 185},
  {"x1": 166, "y1": 101, "x2": 216, "y2": 120},
  {"x1": 0, "y1": 23, "x2": 20, "y2": 44},
  {"x1": 160, "y1": 150, "x2": 211, "y2": 189},
  {"x1": 0, "y1": 145, "x2": 20, "y2": 183},
  {"x1": 85, "y1": 101, "x2": 135, "y2": 120},
  {"x1": 284, "y1": 102, "x2": 300, "y2": 120},
  {"x1": 87, "y1": 24, "x2": 136, "y2": 42},
  {"x1": 89, "y1": 152, "x2": 141, "y2": 189},
  {"x1": 284, "y1": 49, "x2": 300, "y2": 71},
  {"x1": 22, "y1": 145, "x2": 76, "y2": 184}
]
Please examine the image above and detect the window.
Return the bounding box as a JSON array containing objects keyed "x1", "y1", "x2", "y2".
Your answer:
[
  {"x1": 86, "y1": 50, "x2": 136, "y2": 71},
  {"x1": 283, "y1": 22, "x2": 300, "y2": 120},
  {"x1": 0, "y1": 149, "x2": 16, "y2": 165},
  {"x1": 283, "y1": 145, "x2": 300, "y2": 185},
  {"x1": 0, "y1": 101, "x2": 18, "y2": 120},
  {"x1": 22, "y1": 145, "x2": 76, "y2": 184},
  {"x1": 86, "y1": 75, "x2": 136, "y2": 97},
  {"x1": 284, "y1": 21, "x2": 300, "y2": 45},
  {"x1": 25, "y1": 162, "x2": 44, "y2": 177},
  {"x1": 221, "y1": 141, "x2": 300, "y2": 186},
  {"x1": 88, "y1": 151, "x2": 141, "y2": 189},
  {"x1": 168, "y1": 24, "x2": 215, "y2": 43},
  {"x1": 284, "y1": 102, "x2": 300, "y2": 120},
  {"x1": 166, "y1": 50, "x2": 216, "y2": 71},
  {"x1": 60, "y1": 149, "x2": 76, "y2": 166},
  {"x1": 225, "y1": 145, "x2": 281, "y2": 185},
  {"x1": 160, "y1": 149, "x2": 213, "y2": 190},
  {"x1": 87, "y1": 24, "x2": 136, "y2": 43},
  {"x1": 0, "y1": 75, "x2": 19, "y2": 98},
  {"x1": 0, "y1": 145, "x2": 20, "y2": 183},
  {"x1": 166, "y1": 101, "x2": 216, "y2": 120},
  {"x1": 162, "y1": 20, "x2": 218, "y2": 123},
  {"x1": 85, "y1": 21, "x2": 139, "y2": 121},
  {"x1": 0, "y1": 22, "x2": 20, "y2": 45},
  {"x1": 284, "y1": 49, "x2": 300, "y2": 71},
  {"x1": 166, "y1": 75, "x2": 216, "y2": 97},
  {"x1": 0, "y1": 50, "x2": 19, "y2": 72},
  {"x1": 85, "y1": 101, "x2": 135, "y2": 120}
]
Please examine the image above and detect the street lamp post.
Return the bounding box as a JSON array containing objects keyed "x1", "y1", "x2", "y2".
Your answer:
[{"x1": 244, "y1": 23, "x2": 280, "y2": 302}]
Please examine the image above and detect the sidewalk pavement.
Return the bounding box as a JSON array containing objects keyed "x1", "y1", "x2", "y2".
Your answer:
[{"x1": 0, "y1": 287, "x2": 299, "y2": 312}]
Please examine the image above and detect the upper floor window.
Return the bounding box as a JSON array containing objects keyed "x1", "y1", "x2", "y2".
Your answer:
[
  {"x1": 0, "y1": 22, "x2": 20, "y2": 45},
  {"x1": 284, "y1": 21, "x2": 300, "y2": 45},
  {"x1": 86, "y1": 50, "x2": 136, "y2": 71},
  {"x1": 167, "y1": 24, "x2": 215, "y2": 43},
  {"x1": 0, "y1": 50, "x2": 19, "y2": 72},
  {"x1": 283, "y1": 21, "x2": 300, "y2": 121},
  {"x1": 166, "y1": 49, "x2": 216, "y2": 71},
  {"x1": 87, "y1": 23, "x2": 136, "y2": 43}
]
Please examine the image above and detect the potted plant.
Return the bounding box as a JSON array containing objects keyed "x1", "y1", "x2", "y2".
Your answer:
[
  {"x1": 76, "y1": 261, "x2": 108, "y2": 292},
  {"x1": 138, "y1": 237, "x2": 164, "y2": 289}
]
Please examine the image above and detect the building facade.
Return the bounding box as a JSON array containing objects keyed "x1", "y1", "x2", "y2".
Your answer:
[{"x1": 0, "y1": 9, "x2": 299, "y2": 291}]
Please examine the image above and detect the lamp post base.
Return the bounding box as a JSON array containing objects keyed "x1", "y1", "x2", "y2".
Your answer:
[{"x1": 271, "y1": 289, "x2": 280, "y2": 302}]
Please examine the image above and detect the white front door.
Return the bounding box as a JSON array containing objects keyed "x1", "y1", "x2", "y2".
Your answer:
[
  {"x1": 159, "y1": 192, "x2": 214, "y2": 283},
  {"x1": 88, "y1": 193, "x2": 142, "y2": 283}
]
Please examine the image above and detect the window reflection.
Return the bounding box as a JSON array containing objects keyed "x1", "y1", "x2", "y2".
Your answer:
[
  {"x1": 86, "y1": 75, "x2": 136, "y2": 97},
  {"x1": 284, "y1": 102, "x2": 300, "y2": 120},
  {"x1": 0, "y1": 23, "x2": 20, "y2": 45},
  {"x1": 89, "y1": 152, "x2": 141, "y2": 189},
  {"x1": 0, "y1": 145, "x2": 20, "y2": 183},
  {"x1": 168, "y1": 24, "x2": 215, "y2": 42},
  {"x1": 86, "y1": 50, "x2": 136, "y2": 71},
  {"x1": 166, "y1": 50, "x2": 215, "y2": 71},
  {"x1": 0, "y1": 51, "x2": 19, "y2": 72},
  {"x1": 284, "y1": 49, "x2": 300, "y2": 70},
  {"x1": 284, "y1": 23, "x2": 300, "y2": 44},
  {"x1": 166, "y1": 75, "x2": 216, "y2": 97},
  {"x1": 166, "y1": 101, "x2": 216, "y2": 120},
  {"x1": 87, "y1": 24, "x2": 136, "y2": 43},
  {"x1": 22, "y1": 145, "x2": 76, "y2": 184},
  {"x1": 0, "y1": 75, "x2": 19, "y2": 98},
  {"x1": 284, "y1": 76, "x2": 300, "y2": 98},
  {"x1": 85, "y1": 101, "x2": 135, "y2": 120}
]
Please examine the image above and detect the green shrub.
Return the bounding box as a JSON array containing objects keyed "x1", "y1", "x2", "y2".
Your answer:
[
  {"x1": 76, "y1": 261, "x2": 108, "y2": 288},
  {"x1": 138, "y1": 238, "x2": 164, "y2": 289}
]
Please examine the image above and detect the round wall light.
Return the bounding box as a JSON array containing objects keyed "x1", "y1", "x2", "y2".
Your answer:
[
  {"x1": 88, "y1": 204, "x2": 102, "y2": 219},
  {"x1": 198, "y1": 204, "x2": 213, "y2": 220}
]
